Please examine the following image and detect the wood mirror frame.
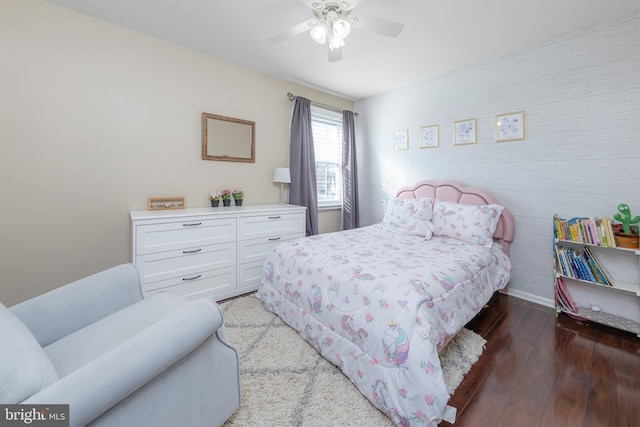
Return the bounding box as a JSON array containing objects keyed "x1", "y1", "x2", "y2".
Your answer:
[{"x1": 201, "y1": 113, "x2": 255, "y2": 163}]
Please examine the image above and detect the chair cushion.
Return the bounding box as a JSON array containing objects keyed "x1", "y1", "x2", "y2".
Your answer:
[
  {"x1": 44, "y1": 292, "x2": 188, "y2": 378},
  {"x1": 0, "y1": 302, "x2": 59, "y2": 403}
]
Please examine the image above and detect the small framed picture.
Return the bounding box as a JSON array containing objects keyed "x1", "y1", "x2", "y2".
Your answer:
[
  {"x1": 420, "y1": 125, "x2": 439, "y2": 149},
  {"x1": 453, "y1": 118, "x2": 476, "y2": 146},
  {"x1": 148, "y1": 197, "x2": 186, "y2": 210},
  {"x1": 495, "y1": 111, "x2": 524, "y2": 142},
  {"x1": 393, "y1": 129, "x2": 409, "y2": 151}
]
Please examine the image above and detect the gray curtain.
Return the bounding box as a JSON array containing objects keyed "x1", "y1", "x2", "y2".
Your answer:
[
  {"x1": 341, "y1": 110, "x2": 359, "y2": 230},
  {"x1": 289, "y1": 96, "x2": 319, "y2": 236}
]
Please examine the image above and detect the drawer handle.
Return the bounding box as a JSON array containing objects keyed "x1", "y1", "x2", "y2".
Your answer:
[
  {"x1": 182, "y1": 248, "x2": 202, "y2": 254},
  {"x1": 182, "y1": 222, "x2": 202, "y2": 227},
  {"x1": 268, "y1": 216, "x2": 281, "y2": 219},
  {"x1": 269, "y1": 237, "x2": 282, "y2": 241},
  {"x1": 182, "y1": 274, "x2": 202, "y2": 281}
]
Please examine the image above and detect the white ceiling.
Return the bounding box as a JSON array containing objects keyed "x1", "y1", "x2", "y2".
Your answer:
[{"x1": 46, "y1": 0, "x2": 639, "y2": 101}]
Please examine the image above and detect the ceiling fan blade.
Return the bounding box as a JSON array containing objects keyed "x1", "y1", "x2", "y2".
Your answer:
[
  {"x1": 269, "y1": 20, "x2": 316, "y2": 43},
  {"x1": 328, "y1": 47, "x2": 343, "y2": 62},
  {"x1": 351, "y1": 15, "x2": 404, "y2": 37}
]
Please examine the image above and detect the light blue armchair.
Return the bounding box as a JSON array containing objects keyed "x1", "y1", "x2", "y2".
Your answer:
[{"x1": 1, "y1": 264, "x2": 240, "y2": 427}]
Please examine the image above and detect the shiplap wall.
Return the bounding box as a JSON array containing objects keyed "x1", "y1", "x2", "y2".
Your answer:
[{"x1": 353, "y1": 11, "x2": 640, "y2": 306}]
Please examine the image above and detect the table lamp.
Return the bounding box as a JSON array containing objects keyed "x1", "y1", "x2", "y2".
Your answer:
[{"x1": 272, "y1": 167, "x2": 291, "y2": 204}]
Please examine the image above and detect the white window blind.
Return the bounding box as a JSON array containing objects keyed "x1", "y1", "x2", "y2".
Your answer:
[{"x1": 311, "y1": 105, "x2": 343, "y2": 207}]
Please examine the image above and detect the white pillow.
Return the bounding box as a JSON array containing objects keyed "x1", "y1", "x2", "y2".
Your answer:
[
  {"x1": 0, "y1": 303, "x2": 59, "y2": 403},
  {"x1": 383, "y1": 197, "x2": 435, "y2": 238},
  {"x1": 432, "y1": 200, "x2": 503, "y2": 247}
]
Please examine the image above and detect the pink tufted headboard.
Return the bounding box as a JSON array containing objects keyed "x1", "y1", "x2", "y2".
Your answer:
[{"x1": 395, "y1": 180, "x2": 515, "y2": 255}]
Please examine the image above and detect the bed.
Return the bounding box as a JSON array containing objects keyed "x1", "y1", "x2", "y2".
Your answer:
[{"x1": 256, "y1": 180, "x2": 515, "y2": 426}]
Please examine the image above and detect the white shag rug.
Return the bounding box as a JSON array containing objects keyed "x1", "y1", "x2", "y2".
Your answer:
[{"x1": 220, "y1": 294, "x2": 485, "y2": 427}]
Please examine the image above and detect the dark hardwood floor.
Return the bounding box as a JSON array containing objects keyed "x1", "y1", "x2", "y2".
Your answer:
[{"x1": 440, "y1": 293, "x2": 640, "y2": 427}]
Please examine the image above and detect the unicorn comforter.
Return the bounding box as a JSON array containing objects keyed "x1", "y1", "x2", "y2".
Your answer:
[{"x1": 256, "y1": 223, "x2": 511, "y2": 426}]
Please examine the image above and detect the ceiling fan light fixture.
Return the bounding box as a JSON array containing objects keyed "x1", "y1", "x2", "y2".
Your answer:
[
  {"x1": 310, "y1": 21, "x2": 329, "y2": 44},
  {"x1": 271, "y1": 0, "x2": 404, "y2": 62},
  {"x1": 329, "y1": 33, "x2": 345, "y2": 51},
  {"x1": 332, "y1": 18, "x2": 351, "y2": 39}
]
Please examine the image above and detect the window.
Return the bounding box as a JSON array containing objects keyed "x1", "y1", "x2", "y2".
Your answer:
[{"x1": 311, "y1": 105, "x2": 343, "y2": 207}]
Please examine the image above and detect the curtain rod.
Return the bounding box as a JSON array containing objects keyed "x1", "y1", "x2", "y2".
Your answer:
[{"x1": 287, "y1": 92, "x2": 358, "y2": 117}]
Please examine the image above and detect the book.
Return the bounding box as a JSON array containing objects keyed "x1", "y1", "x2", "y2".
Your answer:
[
  {"x1": 554, "y1": 214, "x2": 566, "y2": 240},
  {"x1": 555, "y1": 247, "x2": 570, "y2": 277},
  {"x1": 572, "y1": 248, "x2": 594, "y2": 282},
  {"x1": 596, "y1": 219, "x2": 609, "y2": 247},
  {"x1": 606, "y1": 218, "x2": 617, "y2": 248},
  {"x1": 584, "y1": 246, "x2": 613, "y2": 286},
  {"x1": 555, "y1": 244, "x2": 613, "y2": 286},
  {"x1": 566, "y1": 248, "x2": 585, "y2": 279},
  {"x1": 554, "y1": 215, "x2": 619, "y2": 248},
  {"x1": 567, "y1": 217, "x2": 584, "y2": 242},
  {"x1": 586, "y1": 218, "x2": 600, "y2": 245},
  {"x1": 577, "y1": 249, "x2": 597, "y2": 282},
  {"x1": 555, "y1": 277, "x2": 578, "y2": 314}
]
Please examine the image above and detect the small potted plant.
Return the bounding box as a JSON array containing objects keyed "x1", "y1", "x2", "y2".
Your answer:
[
  {"x1": 613, "y1": 203, "x2": 640, "y2": 248},
  {"x1": 208, "y1": 190, "x2": 221, "y2": 207},
  {"x1": 221, "y1": 189, "x2": 232, "y2": 206},
  {"x1": 232, "y1": 190, "x2": 244, "y2": 206}
]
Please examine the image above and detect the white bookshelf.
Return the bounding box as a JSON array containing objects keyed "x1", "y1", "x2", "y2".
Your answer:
[{"x1": 553, "y1": 218, "x2": 640, "y2": 337}]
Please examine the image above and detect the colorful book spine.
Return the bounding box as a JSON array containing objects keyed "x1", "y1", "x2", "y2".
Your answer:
[
  {"x1": 555, "y1": 277, "x2": 580, "y2": 315},
  {"x1": 584, "y1": 247, "x2": 613, "y2": 286},
  {"x1": 554, "y1": 245, "x2": 613, "y2": 286},
  {"x1": 554, "y1": 215, "x2": 617, "y2": 248}
]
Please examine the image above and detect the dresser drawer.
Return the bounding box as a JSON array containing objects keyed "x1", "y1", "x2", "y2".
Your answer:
[
  {"x1": 237, "y1": 260, "x2": 267, "y2": 291},
  {"x1": 136, "y1": 242, "x2": 236, "y2": 285},
  {"x1": 135, "y1": 218, "x2": 236, "y2": 255},
  {"x1": 238, "y1": 234, "x2": 302, "y2": 265},
  {"x1": 238, "y1": 213, "x2": 304, "y2": 241},
  {"x1": 141, "y1": 267, "x2": 236, "y2": 300}
]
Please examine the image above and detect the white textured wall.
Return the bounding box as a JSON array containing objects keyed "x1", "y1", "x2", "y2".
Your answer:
[
  {"x1": 354, "y1": 12, "x2": 640, "y2": 306},
  {"x1": 0, "y1": 0, "x2": 351, "y2": 305}
]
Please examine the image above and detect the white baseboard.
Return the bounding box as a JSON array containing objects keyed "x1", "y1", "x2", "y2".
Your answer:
[{"x1": 504, "y1": 288, "x2": 555, "y2": 309}]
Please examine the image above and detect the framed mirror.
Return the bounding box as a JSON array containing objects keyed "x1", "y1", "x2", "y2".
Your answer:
[{"x1": 201, "y1": 113, "x2": 255, "y2": 163}]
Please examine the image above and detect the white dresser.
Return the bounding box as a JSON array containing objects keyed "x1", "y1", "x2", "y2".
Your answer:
[{"x1": 130, "y1": 204, "x2": 306, "y2": 301}]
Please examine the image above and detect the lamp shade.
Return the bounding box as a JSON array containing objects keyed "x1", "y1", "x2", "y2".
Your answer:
[
  {"x1": 310, "y1": 21, "x2": 329, "y2": 44},
  {"x1": 273, "y1": 167, "x2": 291, "y2": 184},
  {"x1": 333, "y1": 19, "x2": 351, "y2": 39}
]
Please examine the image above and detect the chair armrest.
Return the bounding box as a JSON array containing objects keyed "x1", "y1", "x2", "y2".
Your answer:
[
  {"x1": 24, "y1": 298, "x2": 224, "y2": 427},
  {"x1": 10, "y1": 264, "x2": 143, "y2": 347}
]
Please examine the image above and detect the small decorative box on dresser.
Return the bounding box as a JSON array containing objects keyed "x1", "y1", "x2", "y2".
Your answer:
[{"x1": 130, "y1": 204, "x2": 306, "y2": 301}]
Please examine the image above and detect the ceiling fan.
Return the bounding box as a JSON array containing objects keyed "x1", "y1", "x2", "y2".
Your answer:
[{"x1": 269, "y1": 0, "x2": 404, "y2": 62}]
